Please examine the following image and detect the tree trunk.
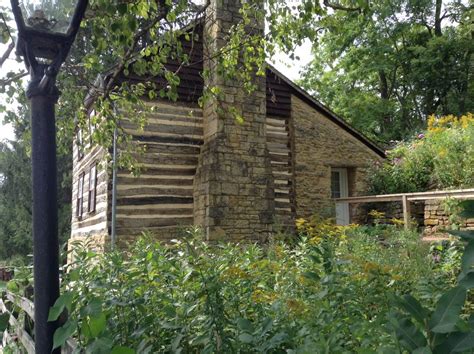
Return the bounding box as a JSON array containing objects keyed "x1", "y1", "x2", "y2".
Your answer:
[
  {"x1": 434, "y1": 0, "x2": 443, "y2": 37},
  {"x1": 378, "y1": 70, "x2": 391, "y2": 134}
]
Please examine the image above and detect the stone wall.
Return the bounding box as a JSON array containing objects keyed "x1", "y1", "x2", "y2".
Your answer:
[
  {"x1": 361, "y1": 201, "x2": 425, "y2": 226},
  {"x1": 291, "y1": 95, "x2": 383, "y2": 220},
  {"x1": 424, "y1": 199, "x2": 474, "y2": 234}
]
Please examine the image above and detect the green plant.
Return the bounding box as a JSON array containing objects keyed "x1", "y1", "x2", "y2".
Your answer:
[
  {"x1": 368, "y1": 113, "x2": 474, "y2": 194},
  {"x1": 387, "y1": 200, "x2": 474, "y2": 353}
]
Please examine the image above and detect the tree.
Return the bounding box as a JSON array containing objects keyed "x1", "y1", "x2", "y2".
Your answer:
[{"x1": 299, "y1": 0, "x2": 473, "y2": 143}]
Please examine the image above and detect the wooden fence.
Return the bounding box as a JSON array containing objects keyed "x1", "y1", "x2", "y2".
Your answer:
[
  {"x1": 334, "y1": 188, "x2": 474, "y2": 229},
  {"x1": 0, "y1": 290, "x2": 77, "y2": 353}
]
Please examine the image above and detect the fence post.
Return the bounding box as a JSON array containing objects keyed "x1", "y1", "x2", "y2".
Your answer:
[{"x1": 402, "y1": 195, "x2": 411, "y2": 230}]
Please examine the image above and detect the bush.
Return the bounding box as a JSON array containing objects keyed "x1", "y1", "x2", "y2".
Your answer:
[
  {"x1": 368, "y1": 113, "x2": 474, "y2": 194},
  {"x1": 31, "y1": 223, "x2": 458, "y2": 353}
]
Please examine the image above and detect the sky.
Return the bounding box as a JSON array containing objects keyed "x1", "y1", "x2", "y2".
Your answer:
[{"x1": 0, "y1": 0, "x2": 312, "y2": 142}]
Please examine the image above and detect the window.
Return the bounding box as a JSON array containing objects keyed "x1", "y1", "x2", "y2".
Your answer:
[
  {"x1": 88, "y1": 163, "x2": 97, "y2": 213},
  {"x1": 331, "y1": 171, "x2": 341, "y2": 199},
  {"x1": 331, "y1": 168, "x2": 350, "y2": 225},
  {"x1": 76, "y1": 128, "x2": 84, "y2": 161},
  {"x1": 89, "y1": 109, "x2": 97, "y2": 136},
  {"x1": 76, "y1": 173, "x2": 85, "y2": 218}
]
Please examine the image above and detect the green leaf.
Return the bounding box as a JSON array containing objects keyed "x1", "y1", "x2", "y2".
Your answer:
[
  {"x1": 434, "y1": 331, "x2": 474, "y2": 353},
  {"x1": 458, "y1": 271, "x2": 474, "y2": 289},
  {"x1": 460, "y1": 241, "x2": 474, "y2": 273},
  {"x1": 48, "y1": 292, "x2": 74, "y2": 322},
  {"x1": 459, "y1": 201, "x2": 474, "y2": 219},
  {"x1": 111, "y1": 346, "x2": 135, "y2": 354},
  {"x1": 237, "y1": 317, "x2": 254, "y2": 332},
  {"x1": 238, "y1": 333, "x2": 254, "y2": 344},
  {"x1": 448, "y1": 230, "x2": 474, "y2": 241},
  {"x1": 301, "y1": 271, "x2": 320, "y2": 281},
  {"x1": 83, "y1": 297, "x2": 102, "y2": 317},
  {"x1": 68, "y1": 269, "x2": 80, "y2": 282},
  {"x1": 396, "y1": 295, "x2": 429, "y2": 326},
  {"x1": 430, "y1": 286, "x2": 466, "y2": 333},
  {"x1": 0, "y1": 312, "x2": 9, "y2": 332},
  {"x1": 171, "y1": 333, "x2": 184, "y2": 352},
  {"x1": 395, "y1": 317, "x2": 427, "y2": 351},
  {"x1": 87, "y1": 337, "x2": 114, "y2": 353},
  {"x1": 53, "y1": 320, "x2": 77, "y2": 349},
  {"x1": 413, "y1": 347, "x2": 432, "y2": 354},
  {"x1": 6, "y1": 281, "x2": 18, "y2": 293},
  {"x1": 88, "y1": 313, "x2": 107, "y2": 338}
]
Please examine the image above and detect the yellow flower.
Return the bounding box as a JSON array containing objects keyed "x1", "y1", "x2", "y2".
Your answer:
[
  {"x1": 368, "y1": 210, "x2": 385, "y2": 219},
  {"x1": 221, "y1": 266, "x2": 249, "y2": 280},
  {"x1": 390, "y1": 218, "x2": 405, "y2": 226},
  {"x1": 251, "y1": 289, "x2": 277, "y2": 304},
  {"x1": 295, "y1": 218, "x2": 306, "y2": 229},
  {"x1": 286, "y1": 299, "x2": 307, "y2": 315}
]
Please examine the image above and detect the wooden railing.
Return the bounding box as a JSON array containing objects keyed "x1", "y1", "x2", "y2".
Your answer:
[
  {"x1": 0, "y1": 290, "x2": 77, "y2": 353},
  {"x1": 334, "y1": 188, "x2": 474, "y2": 229}
]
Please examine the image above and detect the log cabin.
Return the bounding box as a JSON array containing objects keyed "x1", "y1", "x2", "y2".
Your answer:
[{"x1": 70, "y1": 0, "x2": 384, "y2": 249}]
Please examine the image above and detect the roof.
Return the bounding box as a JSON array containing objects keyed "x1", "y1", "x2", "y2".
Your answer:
[{"x1": 266, "y1": 64, "x2": 385, "y2": 158}]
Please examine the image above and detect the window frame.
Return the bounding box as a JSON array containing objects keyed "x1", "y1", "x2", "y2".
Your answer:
[
  {"x1": 76, "y1": 173, "x2": 85, "y2": 219},
  {"x1": 88, "y1": 163, "x2": 97, "y2": 213},
  {"x1": 76, "y1": 128, "x2": 84, "y2": 161}
]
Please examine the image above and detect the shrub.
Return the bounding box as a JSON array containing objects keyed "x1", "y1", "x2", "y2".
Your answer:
[
  {"x1": 37, "y1": 224, "x2": 456, "y2": 353},
  {"x1": 368, "y1": 113, "x2": 474, "y2": 194}
]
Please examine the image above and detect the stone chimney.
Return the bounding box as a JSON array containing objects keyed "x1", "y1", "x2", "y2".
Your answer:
[{"x1": 193, "y1": 0, "x2": 274, "y2": 241}]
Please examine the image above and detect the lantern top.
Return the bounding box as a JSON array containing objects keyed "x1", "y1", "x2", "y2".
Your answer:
[
  {"x1": 19, "y1": 0, "x2": 78, "y2": 34},
  {"x1": 11, "y1": 0, "x2": 88, "y2": 61}
]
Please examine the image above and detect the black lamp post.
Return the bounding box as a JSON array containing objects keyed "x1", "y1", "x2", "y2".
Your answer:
[{"x1": 9, "y1": 1, "x2": 88, "y2": 353}]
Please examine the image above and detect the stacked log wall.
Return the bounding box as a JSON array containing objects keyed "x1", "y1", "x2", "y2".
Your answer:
[
  {"x1": 70, "y1": 137, "x2": 110, "y2": 248},
  {"x1": 115, "y1": 101, "x2": 203, "y2": 242}
]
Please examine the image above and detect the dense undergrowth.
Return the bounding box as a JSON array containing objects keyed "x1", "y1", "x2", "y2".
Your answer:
[
  {"x1": 5, "y1": 220, "x2": 470, "y2": 353},
  {"x1": 369, "y1": 113, "x2": 474, "y2": 194}
]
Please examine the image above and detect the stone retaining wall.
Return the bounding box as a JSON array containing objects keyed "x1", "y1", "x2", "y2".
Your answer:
[
  {"x1": 357, "y1": 201, "x2": 425, "y2": 226},
  {"x1": 424, "y1": 199, "x2": 474, "y2": 234}
]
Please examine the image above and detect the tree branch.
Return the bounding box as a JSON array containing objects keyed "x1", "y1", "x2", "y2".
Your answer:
[
  {"x1": 0, "y1": 40, "x2": 14, "y2": 68},
  {"x1": 0, "y1": 71, "x2": 28, "y2": 86},
  {"x1": 323, "y1": 0, "x2": 363, "y2": 13}
]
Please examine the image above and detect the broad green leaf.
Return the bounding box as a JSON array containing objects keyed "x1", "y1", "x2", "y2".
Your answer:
[
  {"x1": 48, "y1": 292, "x2": 74, "y2": 322},
  {"x1": 430, "y1": 286, "x2": 466, "y2": 333},
  {"x1": 238, "y1": 333, "x2": 254, "y2": 344},
  {"x1": 261, "y1": 317, "x2": 273, "y2": 334},
  {"x1": 6, "y1": 281, "x2": 18, "y2": 293},
  {"x1": 301, "y1": 271, "x2": 320, "y2": 281},
  {"x1": 53, "y1": 320, "x2": 77, "y2": 349},
  {"x1": 396, "y1": 295, "x2": 429, "y2": 326},
  {"x1": 459, "y1": 201, "x2": 474, "y2": 219},
  {"x1": 413, "y1": 347, "x2": 432, "y2": 354},
  {"x1": 68, "y1": 269, "x2": 80, "y2": 282},
  {"x1": 111, "y1": 346, "x2": 135, "y2": 354},
  {"x1": 395, "y1": 317, "x2": 427, "y2": 351},
  {"x1": 171, "y1": 333, "x2": 184, "y2": 352},
  {"x1": 0, "y1": 313, "x2": 9, "y2": 332},
  {"x1": 458, "y1": 270, "x2": 474, "y2": 289},
  {"x1": 237, "y1": 317, "x2": 254, "y2": 332},
  {"x1": 448, "y1": 230, "x2": 474, "y2": 241},
  {"x1": 461, "y1": 241, "x2": 474, "y2": 273},
  {"x1": 83, "y1": 297, "x2": 102, "y2": 317},
  {"x1": 88, "y1": 313, "x2": 107, "y2": 338},
  {"x1": 86, "y1": 337, "x2": 114, "y2": 354},
  {"x1": 434, "y1": 331, "x2": 474, "y2": 353}
]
